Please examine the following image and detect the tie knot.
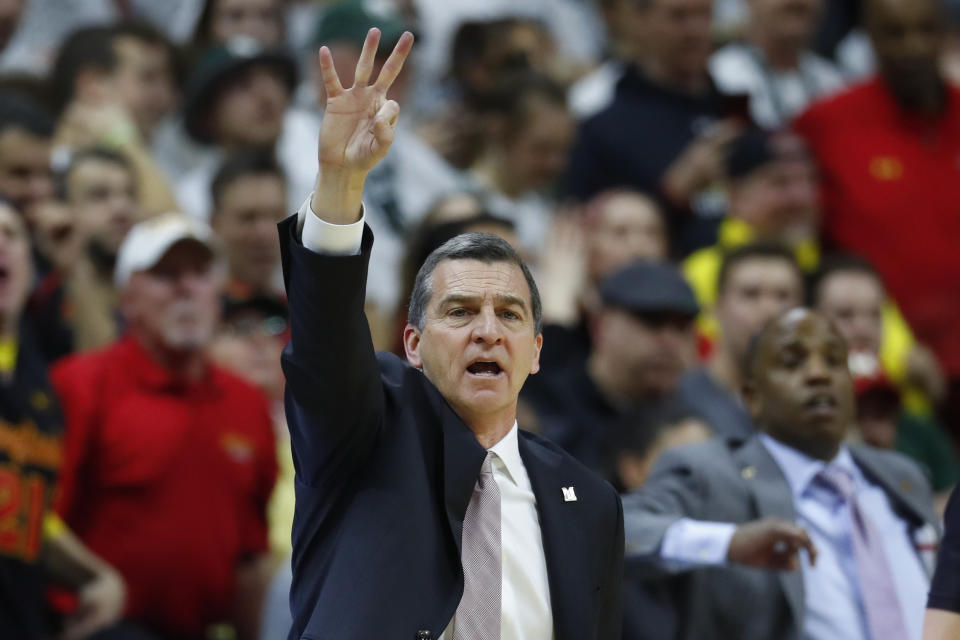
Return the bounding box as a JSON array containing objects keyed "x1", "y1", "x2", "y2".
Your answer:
[
  {"x1": 817, "y1": 466, "x2": 855, "y2": 500},
  {"x1": 479, "y1": 452, "x2": 495, "y2": 478}
]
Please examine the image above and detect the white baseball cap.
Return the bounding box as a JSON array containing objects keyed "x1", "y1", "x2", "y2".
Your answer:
[{"x1": 114, "y1": 213, "x2": 216, "y2": 288}]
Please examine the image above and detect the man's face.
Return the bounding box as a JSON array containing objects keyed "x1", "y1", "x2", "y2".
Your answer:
[
  {"x1": 0, "y1": 203, "x2": 33, "y2": 325},
  {"x1": 211, "y1": 0, "x2": 281, "y2": 47},
  {"x1": 816, "y1": 271, "x2": 884, "y2": 355},
  {"x1": 502, "y1": 98, "x2": 575, "y2": 192},
  {"x1": 730, "y1": 156, "x2": 818, "y2": 238},
  {"x1": 211, "y1": 172, "x2": 285, "y2": 289},
  {"x1": 212, "y1": 65, "x2": 288, "y2": 148},
  {"x1": 596, "y1": 309, "x2": 696, "y2": 398},
  {"x1": 111, "y1": 36, "x2": 177, "y2": 137},
  {"x1": 587, "y1": 193, "x2": 667, "y2": 281},
  {"x1": 0, "y1": 126, "x2": 53, "y2": 215},
  {"x1": 404, "y1": 259, "x2": 542, "y2": 424},
  {"x1": 66, "y1": 158, "x2": 140, "y2": 257},
  {"x1": 866, "y1": 0, "x2": 942, "y2": 109},
  {"x1": 748, "y1": 0, "x2": 822, "y2": 45},
  {"x1": 745, "y1": 309, "x2": 854, "y2": 460},
  {"x1": 716, "y1": 258, "x2": 803, "y2": 360},
  {"x1": 646, "y1": 0, "x2": 713, "y2": 81},
  {"x1": 122, "y1": 241, "x2": 222, "y2": 352},
  {"x1": 210, "y1": 308, "x2": 286, "y2": 399}
]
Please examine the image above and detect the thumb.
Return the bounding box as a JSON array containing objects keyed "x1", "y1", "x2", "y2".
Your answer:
[{"x1": 372, "y1": 100, "x2": 400, "y2": 146}]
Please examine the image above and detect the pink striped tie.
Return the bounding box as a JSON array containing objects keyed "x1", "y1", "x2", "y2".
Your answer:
[{"x1": 818, "y1": 466, "x2": 910, "y2": 640}]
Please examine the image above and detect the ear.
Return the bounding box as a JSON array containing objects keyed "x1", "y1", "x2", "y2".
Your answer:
[
  {"x1": 529, "y1": 332, "x2": 543, "y2": 375},
  {"x1": 742, "y1": 378, "x2": 762, "y2": 421},
  {"x1": 403, "y1": 323, "x2": 423, "y2": 369}
]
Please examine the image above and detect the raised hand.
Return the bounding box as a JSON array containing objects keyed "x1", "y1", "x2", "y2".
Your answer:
[{"x1": 312, "y1": 28, "x2": 414, "y2": 223}]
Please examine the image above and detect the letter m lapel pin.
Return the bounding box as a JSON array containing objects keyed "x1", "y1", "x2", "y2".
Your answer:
[{"x1": 562, "y1": 486, "x2": 577, "y2": 502}]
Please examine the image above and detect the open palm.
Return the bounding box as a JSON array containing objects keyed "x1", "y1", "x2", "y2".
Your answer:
[{"x1": 317, "y1": 28, "x2": 414, "y2": 173}]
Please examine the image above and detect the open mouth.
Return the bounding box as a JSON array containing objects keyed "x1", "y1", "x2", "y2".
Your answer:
[
  {"x1": 0, "y1": 264, "x2": 11, "y2": 286},
  {"x1": 803, "y1": 393, "x2": 837, "y2": 415},
  {"x1": 466, "y1": 361, "x2": 503, "y2": 377}
]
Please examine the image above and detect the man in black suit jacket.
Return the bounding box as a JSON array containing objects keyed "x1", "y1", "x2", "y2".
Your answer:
[{"x1": 279, "y1": 29, "x2": 623, "y2": 640}]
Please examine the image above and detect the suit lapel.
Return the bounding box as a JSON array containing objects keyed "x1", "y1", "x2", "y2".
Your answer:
[
  {"x1": 519, "y1": 434, "x2": 593, "y2": 640},
  {"x1": 421, "y1": 379, "x2": 488, "y2": 554},
  {"x1": 732, "y1": 437, "x2": 804, "y2": 630},
  {"x1": 849, "y1": 446, "x2": 938, "y2": 528}
]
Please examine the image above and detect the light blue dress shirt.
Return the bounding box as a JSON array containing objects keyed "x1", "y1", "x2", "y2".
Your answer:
[
  {"x1": 660, "y1": 436, "x2": 929, "y2": 640},
  {"x1": 760, "y1": 435, "x2": 927, "y2": 640}
]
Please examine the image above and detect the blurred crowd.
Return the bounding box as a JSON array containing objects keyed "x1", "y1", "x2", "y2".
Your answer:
[{"x1": 0, "y1": 0, "x2": 959, "y2": 638}]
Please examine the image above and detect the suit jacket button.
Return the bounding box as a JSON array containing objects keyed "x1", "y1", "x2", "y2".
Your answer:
[{"x1": 416, "y1": 631, "x2": 432, "y2": 639}]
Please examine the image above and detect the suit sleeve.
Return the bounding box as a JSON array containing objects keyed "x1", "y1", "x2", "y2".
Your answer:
[
  {"x1": 596, "y1": 490, "x2": 624, "y2": 639},
  {"x1": 278, "y1": 212, "x2": 384, "y2": 489},
  {"x1": 622, "y1": 446, "x2": 710, "y2": 579}
]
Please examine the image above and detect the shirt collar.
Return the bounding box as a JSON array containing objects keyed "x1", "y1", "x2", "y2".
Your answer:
[
  {"x1": 120, "y1": 335, "x2": 219, "y2": 395},
  {"x1": 488, "y1": 421, "x2": 523, "y2": 486},
  {"x1": 759, "y1": 433, "x2": 859, "y2": 499}
]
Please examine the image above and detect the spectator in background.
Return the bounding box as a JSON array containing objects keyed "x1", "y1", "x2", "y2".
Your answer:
[
  {"x1": 568, "y1": 0, "x2": 647, "y2": 119},
  {"x1": 523, "y1": 261, "x2": 703, "y2": 480},
  {"x1": 566, "y1": 0, "x2": 739, "y2": 255},
  {"x1": 49, "y1": 24, "x2": 180, "y2": 215},
  {"x1": 617, "y1": 400, "x2": 711, "y2": 640},
  {"x1": 52, "y1": 213, "x2": 277, "y2": 640},
  {"x1": 624, "y1": 308, "x2": 939, "y2": 640},
  {"x1": 534, "y1": 189, "x2": 668, "y2": 376},
  {"x1": 683, "y1": 244, "x2": 804, "y2": 439},
  {"x1": 468, "y1": 73, "x2": 575, "y2": 259},
  {"x1": 710, "y1": 0, "x2": 846, "y2": 128},
  {"x1": 0, "y1": 198, "x2": 127, "y2": 640},
  {"x1": 190, "y1": 0, "x2": 284, "y2": 51},
  {"x1": 210, "y1": 150, "x2": 286, "y2": 301},
  {"x1": 793, "y1": 0, "x2": 960, "y2": 440},
  {"x1": 811, "y1": 255, "x2": 957, "y2": 503},
  {"x1": 30, "y1": 148, "x2": 143, "y2": 362},
  {"x1": 0, "y1": 92, "x2": 54, "y2": 217},
  {"x1": 0, "y1": 0, "x2": 25, "y2": 55},
  {"x1": 156, "y1": 37, "x2": 317, "y2": 221},
  {"x1": 208, "y1": 295, "x2": 291, "y2": 640}
]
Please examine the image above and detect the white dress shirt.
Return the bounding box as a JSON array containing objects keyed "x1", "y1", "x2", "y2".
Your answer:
[
  {"x1": 659, "y1": 436, "x2": 928, "y2": 640},
  {"x1": 299, "y1": 197, "x2": 555, "y2": 639}
]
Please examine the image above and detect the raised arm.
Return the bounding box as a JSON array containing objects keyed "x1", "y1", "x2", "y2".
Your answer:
[{"x1": 280, "y1": 29, "x2": 414, "y2": 488}]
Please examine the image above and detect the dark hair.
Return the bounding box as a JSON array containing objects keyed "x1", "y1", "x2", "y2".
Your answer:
[
  {"x1": 407, "y1": 232, "x2": 542, "y2": 333},
  {"x1": 211, "y1": 150, "x2": 285, "y2": 210},
  {"x1": 50, "y1": 26, "x2": 117, "y2": 113},
  {"x1": 717, "y1": 242, "x2": 803, "y2": 295},
  {"x1": 0, "y1": 92, "x2": 55, "y2": 138},
  {"x1": 59, "y1": 147, "x2": 136, "y2": 200},
  {"x1": 616, "y1": 397, "x2": 703, "y2": 457},
  {"x1": 808, "y1": 252, "x2": 883, "y2": 307},
  {"x1": 113, "y1": 20, "x2": 183, "y2": 89},
  {"x1": 191, "y1": 0, "x2": 283, "y2": 49},
  {"x1": 51, "y1": 23, "x2": 181, "y2": 113}
]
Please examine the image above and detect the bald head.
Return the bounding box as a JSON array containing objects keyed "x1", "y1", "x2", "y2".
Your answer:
[
  {"x1": 743, "y1": 308, "x2": 855, "y2": 461},
  {"x1": 865, "y1": 0, "x2": 945, "y2": 113}
]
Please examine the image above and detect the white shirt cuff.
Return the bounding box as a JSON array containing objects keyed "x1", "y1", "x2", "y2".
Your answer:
[
  {"x1": 660, "y1": 518, "x2": 737, "y2": 567},
  {"x1": 298, "y1": 193, "x2": 364, "y2": 255}
]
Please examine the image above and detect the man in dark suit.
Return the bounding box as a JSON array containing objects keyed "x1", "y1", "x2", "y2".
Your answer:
[
  {"x1": 624, "y1": 308, "x2": 939, "y2": 640},
  {"x1": 279, "y1": 29, "x2": 623, "y2": 640}
]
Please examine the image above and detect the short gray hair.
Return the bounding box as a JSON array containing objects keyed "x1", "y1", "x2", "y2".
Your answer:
[{"x1": 408, "y1": 232, "x2": 542, "y2": 333}]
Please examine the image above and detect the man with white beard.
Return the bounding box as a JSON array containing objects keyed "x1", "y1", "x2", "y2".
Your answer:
[{"x1": 51, "y1": 213, "x2": 278, "y2": 640}]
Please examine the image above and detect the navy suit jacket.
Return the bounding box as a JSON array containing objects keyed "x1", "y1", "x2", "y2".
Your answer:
[{"x1": 279, "y1": 217, "x2": 624, "y2": 640}]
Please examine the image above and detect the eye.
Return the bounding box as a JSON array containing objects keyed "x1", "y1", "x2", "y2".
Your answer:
[
  {"x1": 502, "y1": 310, "x2": 520, "y2": 320},
  {"x1": 448, "y1": 308, "x2": 468, "y2": 318}
]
